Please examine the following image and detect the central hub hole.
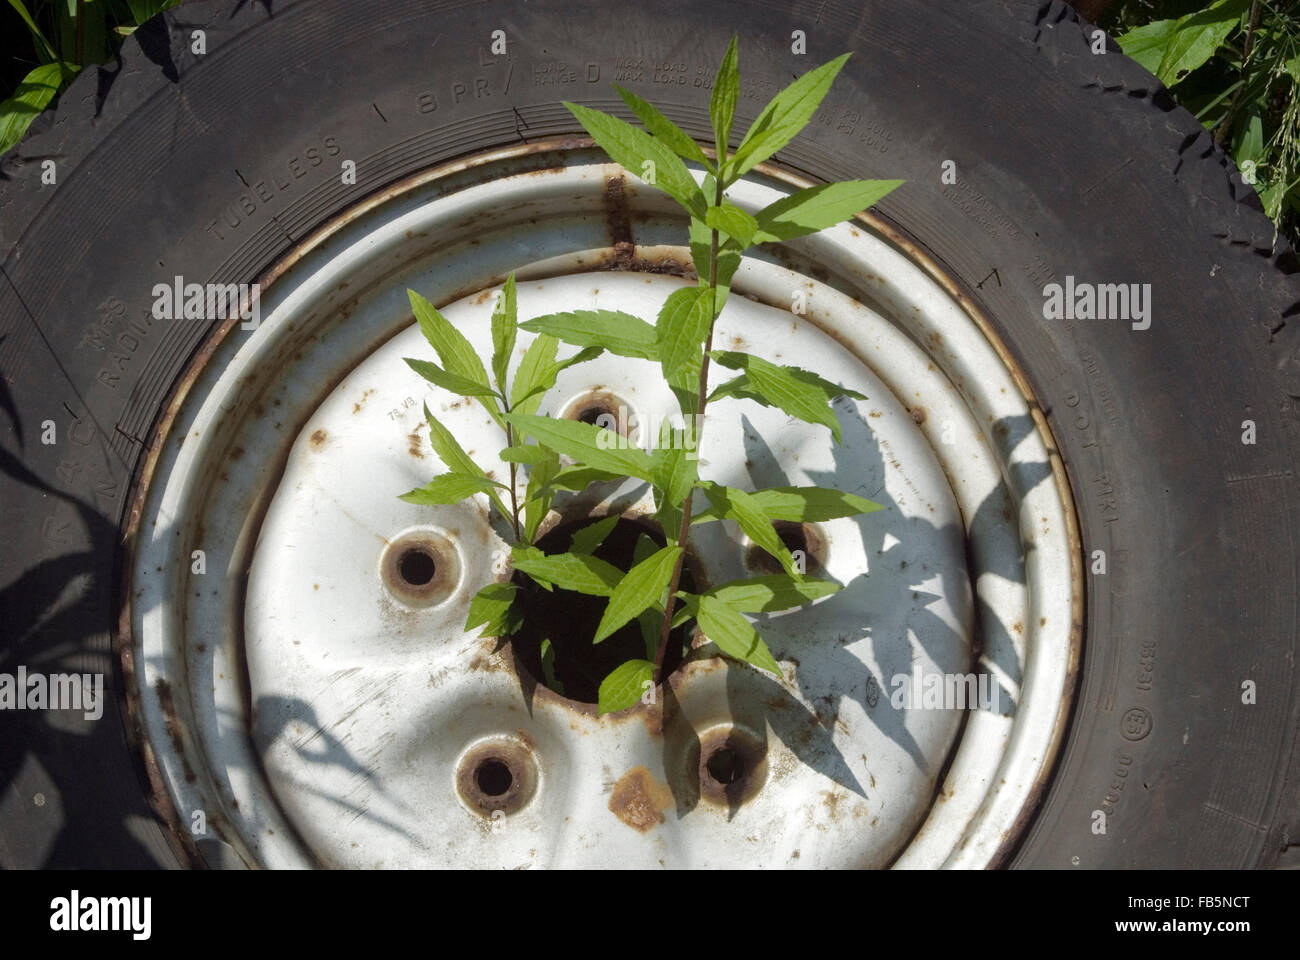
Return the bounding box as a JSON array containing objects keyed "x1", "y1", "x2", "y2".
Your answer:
[
  {"x1": 706, "y1": 747, "x2": 743, "y2": 784},
  {"x1": 398, "y1": 548, "x2": 437, "y2": 586},
  {"x1": 475, "y1": 758, "x2": 513, "y2": 796},
  {"x1": 511, "y1": 516, "x2": 696, "y2": 704}
]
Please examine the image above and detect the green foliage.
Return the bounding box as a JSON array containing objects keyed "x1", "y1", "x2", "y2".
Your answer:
[
  {"x1": 403, "y1": 40, "x2": 896, "y2": 714},
  {"x1": 1111, "y1": 0, "x2": 1300, "y2": 244},
  {"x1": 592, "y1": 545, "x2": 682, "y2": 643},
  {"x1": 2, "y1": 0, "x2": 184, "y2": 154},
  {"x1": 597, "y1": 658, "x2": 654, "y2": 715},
  {"x1": 0, "y1": 61, "x2": 73, "y2": 152}
]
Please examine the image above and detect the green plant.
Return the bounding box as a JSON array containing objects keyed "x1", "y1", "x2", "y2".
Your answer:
[
  {"x1": 401, "y1": 39, "x2": 900, "y2": 714},
  {"x1": 1110, "y1": 0, "x2": 1300, "y2": 244},
  {"x1": 1, "y1": 0, "x2": 184, "y2": 153}
]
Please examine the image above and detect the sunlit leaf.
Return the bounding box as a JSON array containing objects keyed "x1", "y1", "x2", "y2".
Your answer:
[
  {"x1": 597, "y1": 659, "x2": 654, "y2": 715},
  {"x1": 593, "y1": 545, "x2": 682, "y2": 643}
]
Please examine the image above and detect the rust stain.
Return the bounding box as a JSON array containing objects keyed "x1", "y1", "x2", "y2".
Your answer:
[
  {"x1": 910, "y1": 406, "x2": 926, "y2": 425},
  {"x1": 310, "y1": 429, "x2": 327, "y2": 448},
  {"x1": 153, "y1": 679, "x2": 196, "y2": 784},
  {"x1": 608, "y1": 766, "x2": 672, "y2": 833},
  {"x1": 603, "y1": 175, "x2": 635, "y2": 268},
  {"x1": 408, "y1": 429, "x2": 424, "y2": 458}
]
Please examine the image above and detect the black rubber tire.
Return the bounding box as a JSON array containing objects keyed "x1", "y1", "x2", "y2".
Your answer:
[{"x1": 2, "y1": 0, "x2": 1297, "y2": 869}]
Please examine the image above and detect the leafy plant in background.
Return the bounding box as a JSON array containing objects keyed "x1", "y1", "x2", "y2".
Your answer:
[
  {"x1": 1107, "y1": 0, "x2": 1300, "y2": 244},
  {"x1": 1, "y1": 0, "x2": 183, "y2": 153},
  {"x1": 401, "y1": 39, "x2": 898, "y2": 714}
]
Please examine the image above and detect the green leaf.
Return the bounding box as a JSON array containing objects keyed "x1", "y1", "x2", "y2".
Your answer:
[
  {"x1": 689, "y1": 205, "x2": 743, "y2": 312},
  {"x1": 1154, "y1": 0, "x2": 1249, "y2": 87},
  {"x1": 1233, "y1": 111, "x2": 1263, "y2": 168},
  {"x1": 520, "y1": 310, "x2": 659, "y2": 361},
  {"x1": 466, "y1": 582, "x2": 523, "y2": 637},
  {"x1": 564, "y1": 101, "x2": 709, "y2": 218},
  {"x1": 400, "y1": 472, "x2": 503, "y2": 505},
  {"x1": 549, "y1": 464, "x2": 625, "y2": 491},
  {"x1": 597, "y1": 659, "x2": 654, "y2": 715},
  {"x1": 6, "y1": 1, "x2": 57, "y2": 62},
  {"x1": 633, "y1": 533, "x2": 659, "y2": 566},
  {"x1": 752, "y1": 180, "x2": 903, "y2": 243},
  {"x1": 409, "y1": 290, "x2": 502, "y2": 426},
  {"x1": 502, "y1": 412, "x2": 654, "y2": 481},
  {"x1": 511, "y1": 346, "x2": 605, "y2": 406},
  {"x1": 593, "y1": 545, "x2": 682, "y2": 643},
  {"x1": 727, "y1": 53, "x2": 851, "y2": 181},
  {"x1": 0, "y1": 62, "x2": 72, "y2": 153},
  {"x1": 490, "y1": 274, "x2": 517, "y2": 393},
  {"x1": 569, "y1": 515, "x2": 620, "y2": 555},
  {"x1": 511, "y1": 545, "x2": 624, "y2": 597},
  {"x1": 702, "y1": 484, "x2": 796, "y2": 576},
  {"x1": 636, "y1": 608, "x2": 662, "y2": 660},
  {"x1": 510, "y1": 333, "x2": 559, "y2": 417},
  {"x1": 540, "y1": 638, "x2": 563, "y2": 694},
  {"x1": 404, "y1": 358, "x2": 501, "y2": 398},
  {"x1": 1115, "y1": 18, "x2": 1180, "y2": 75},
  {"x1": 522, "y1": 446, "x2": 562, "y2": 542},
  {"x1": 423, "y1": 403, "x2": 511, "y2": 518},
  {"x1": 615, "y1": 83, "x2": 713, "y2": 169},
  {"x1": 707, "y1": 574, "x2": 842, "y2": 612},
  {"x1": 651, "y1": 429, "x2": 698, "y2": 508},
  {"x1": 500, "y1": 444, "x2": 553, "y2": 466},
  {"x1": 694, "y1": 485, "x2": 881, "y2": 523},
  {"x1": 710, "y1": 35, "x2": 741, "y2": 160},
  {"x1": 705, "y1": 202, "x2": 758, "y2": 247},
  {"x1": 709, "y1": 351, "x2": 858, "y2": 442},
  {"x1": 657, "y1": 285, "x2": 714, "y2": 394},
  {"x1": 691, "y1": 594, "x2": 782, "y2": 675}
]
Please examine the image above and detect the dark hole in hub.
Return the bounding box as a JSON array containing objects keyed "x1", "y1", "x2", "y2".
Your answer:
[
  {"x1": 475, "y1": 758, "x2": 513, "y2": 797},
  {"x1": 511, "y1": 516, "x2": 696, "y2": 704},
  {"x1": 398, "y1": 548, "x2": 437, "y2": 586},
  {"x1": 576, "y1": 405, "x2": 613, "y2": 427},
  {"x1": 706, "y1": 747, "x2": 743, "y2": 784}
]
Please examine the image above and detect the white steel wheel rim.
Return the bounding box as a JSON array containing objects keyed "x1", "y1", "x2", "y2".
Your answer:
[{"x1": 125, "y1": 143, "x2": 1080, "y2": 869}]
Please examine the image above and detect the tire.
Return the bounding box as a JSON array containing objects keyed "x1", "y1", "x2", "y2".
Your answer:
[{"x1": 1, "y1": 0, "x2": 1296, "y2": 869}]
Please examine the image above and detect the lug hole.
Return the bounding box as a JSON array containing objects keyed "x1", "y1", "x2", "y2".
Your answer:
[
  {"x1": 706, "y1": 747, "x2": 743, "y2": 785},
  {"x1": 562, "y1": 389, "x2": 631, "y2": 437},
  {"x1": 398, "y1": 548, "x2": 436, "y2": 586},
  {"x1": 380, "y1": 528, "x2": 460, "y2": 608},
  {"x1": 697, "y1": 728, "x2": 767, "y2": 807},
  {"x1": 456, "y1": 739, "x2": 536, "y2": 817}
]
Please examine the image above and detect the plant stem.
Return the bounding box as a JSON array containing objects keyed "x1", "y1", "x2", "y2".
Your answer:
[
  {"x1": 654, "y1": 173, "x2": 725, "y2": 684},
  {"x1": 502, "y1": 401, "x2": 522, "y2": 541},
  {"x1": 1216, "y1": 0, "x2": 1262, "y2": 145}
]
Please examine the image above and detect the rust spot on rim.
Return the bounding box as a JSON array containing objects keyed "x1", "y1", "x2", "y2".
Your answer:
[{"x1": 609, "y1": 766, "x2": 673, "y2": 832}]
